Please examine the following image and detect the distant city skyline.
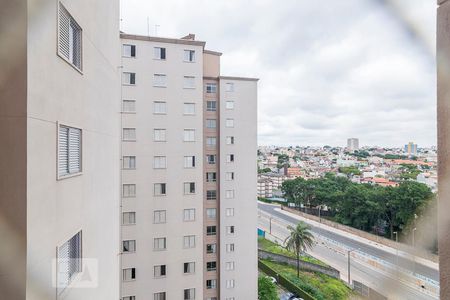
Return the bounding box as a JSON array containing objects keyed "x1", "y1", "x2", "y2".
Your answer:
[{"x1": 121, "y1": 0, "x2": 436, "y2": 148}]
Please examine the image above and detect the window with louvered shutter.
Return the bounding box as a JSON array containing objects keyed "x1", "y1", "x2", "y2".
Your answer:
[
  {"x1": 57, "y1": 231, "x2": 82, "y2": 293},
  {"x1": 59, "y1": 125, "x2": 82, "y2": 178},
  {"x1": 58, "y1": 3, "x2": 82, "y2": 70}
]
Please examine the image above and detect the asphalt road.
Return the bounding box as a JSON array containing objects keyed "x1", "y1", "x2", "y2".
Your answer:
[{"x1": 258, "y1": 202, "x2": 439, "y2": 283}]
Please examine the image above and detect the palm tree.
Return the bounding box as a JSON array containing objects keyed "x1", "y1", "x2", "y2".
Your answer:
[{"x1": 284, "y1": 221, "x2": 315, "y2": 277}]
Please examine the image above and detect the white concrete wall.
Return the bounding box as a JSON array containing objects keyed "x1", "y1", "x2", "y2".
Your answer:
[
  {"x1": 26, "y1": 0, "x2": 121, "y2": 299},
  {"x1": 219, "y1": 78, "x2": 258, "y2": 300},
  {"x1": 120, "y1": 36, "x2": 205, "y2": 300}
]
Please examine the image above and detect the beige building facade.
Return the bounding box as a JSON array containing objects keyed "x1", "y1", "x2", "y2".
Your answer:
[
  {"x1": 0, "y1": 0, "x2": 121, "y2": 299},
  {"x1": 120, "y1": 33, "x2": 258, "y2": 300},
  {"x1": 438, "y1": 0, "x2": 450, "y2": 298}
]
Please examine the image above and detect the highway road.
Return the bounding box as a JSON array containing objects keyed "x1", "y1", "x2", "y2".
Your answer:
[{"x1": 258, "y1": 202, "x2": 439, "y2": 300}]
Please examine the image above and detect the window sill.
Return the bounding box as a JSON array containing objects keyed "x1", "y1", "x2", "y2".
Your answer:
[
  {"x1": 123, "y1": 140, "x2": 137, "y2": 142},
  {"x1": 121, "y1": 111, "x2": 136, "y2": 114},
  {"x1": 57, "y1": 172, "x2": 83, "y2": 181},
  {"x1": 57, "y1": 52, "x2": 83, "y2": 75},
  {"x1": 121, "y1": 223, "x2": 136, "y2": 226},
  {"x1": 153, "y1": 85, "x2": 167, "y2": 88},
  {"x1": 122, "y1": 84, "x2": 136, "y2": 86}
]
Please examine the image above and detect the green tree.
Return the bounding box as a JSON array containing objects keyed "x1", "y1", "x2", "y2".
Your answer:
[
  {"x1": 284, "y1": 222, "x2": 315, "y2": 277},
  {"x1": 258, "y1": 276, "x2": 278, "y2": 300},
  {"x1": 276, "y1": 154, "x2": 290, "y2": 169}
]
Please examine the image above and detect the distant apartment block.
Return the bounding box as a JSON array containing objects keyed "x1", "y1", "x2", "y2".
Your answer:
[
  {"x1": 257, "y1": 178, "x2": 274, "y2": 198},
  {"x1": 347, "y1": 138, "x2": 359, "y2": 151},
  {"x1": 0, "y1": 1, "x2": 121, "y2": 299},
  {"x1": 120, "y1": 33, "x2": 258, "y2": 300},
  {"x1": 404, "y1": 142, "x2": 418, "y2": 156}
]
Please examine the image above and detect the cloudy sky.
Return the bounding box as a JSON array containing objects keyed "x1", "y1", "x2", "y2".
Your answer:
[{"x1": 121, "y1": 0, "x2": 436, "y2": 147}]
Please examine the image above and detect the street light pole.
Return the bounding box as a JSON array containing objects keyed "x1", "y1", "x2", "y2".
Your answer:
[
  {"x1": 347, "y1": 249, "x2": 358, "y2": 285},
  {"x1": 412, "y1": 227, "x2": 417, "y2": 275},
  {"x1": 269, "y1": 217, "x2": 272, "y2": 234},
  {"x1": 393, "y1": 231, "x2": 399, "y2": 276}
]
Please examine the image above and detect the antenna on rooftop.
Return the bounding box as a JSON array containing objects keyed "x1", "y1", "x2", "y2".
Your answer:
[
  {"x1": 155, "y1": 24, "x2": 160, "y2": 37},
  {"x1": 147, "y1": 17, "x2": 150, "y2": 36}
]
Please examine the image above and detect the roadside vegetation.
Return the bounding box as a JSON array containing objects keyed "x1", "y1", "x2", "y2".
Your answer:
[
  {"x1": 258, "y1": 276, "x2": 278, "y2": 300},
  {"x1": 281, "y1": 173, "x2": 434, "y2": 241},
  {"x1": 262, "y1": 259, "x2": 352, "y2": 300},
  {"x1": 258, "y1": 237, "x2": 327, "y2": 267}
]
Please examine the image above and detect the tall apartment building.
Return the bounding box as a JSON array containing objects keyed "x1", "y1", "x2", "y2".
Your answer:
[
  {"x1": 346, "y1": 138, "x2": 359, "y2": 151},
  {"x1": 120, "y1": 33, "x2": 258, "y2": 300},
  {"x1": 404, "y1": 141, "x2": 418, "y2": 156},
  {"x1": 0, "y1": 1, "x2": 121, "y2": 299}
]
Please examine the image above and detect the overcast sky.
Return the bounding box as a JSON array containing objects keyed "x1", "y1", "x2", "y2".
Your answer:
[{"x1": 121, "y1": 0, "x2": 436, "y2": 148}]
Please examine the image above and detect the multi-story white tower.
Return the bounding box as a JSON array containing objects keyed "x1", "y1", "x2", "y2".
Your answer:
[
  {"x1": 347, "y1": 138, "x2": 359, "y2": 151},
  {"x1": 0, "y1": 1, "x2": 121, "y2": 299},
  {"x1": 120, "y1": 33, "x2": 258, "y2": 300}
]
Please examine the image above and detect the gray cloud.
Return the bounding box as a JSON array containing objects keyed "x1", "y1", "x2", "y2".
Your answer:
[{"x1": 121, "y1": 0, "x2": 436, "y2": 147}]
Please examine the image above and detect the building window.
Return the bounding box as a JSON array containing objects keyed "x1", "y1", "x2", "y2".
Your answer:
[
  {"x1": 153, "y1": 74, "x2": 167, "y2": 87},
  {"x1": 184, "y1": 288, "x2": 195, "y2": 300},
  {"x1": 123, "y1": 240, "x2": 136, "y2": 253},
  {"x1": 123, "y1": 156, "x2": 136, "y2": 169},
  {"x1": 226, "y1": 280, "x2": 235, "y2": 289},
  {"x1": 226, "y1": 172, "x2": 235, "y2": 181},
  {"x1": 123, "y1": 296, "x2": 136, "y2": 300},
  {"x1": 123, "y1": 72, "x2": 136, "y2": 85},
  {"x1": 183, "y1": 235, "x2": 196, "y2": 248},
  {"x1": 206, "y1": 208, "x2": 216, "y2": 219},
  {"x1": 123, "y1": 184, "x2": 136, "y2": 198},
  {"x1": 184, "y1": 50, "x2": 195, "y2": 62},
  {"x1": 184, "y1": 129, "x2": 195, "y2": 142},
  {"x1": 154, "y1": 238, "x2": 167, "y2": 251},
  {"x1": 207, "y1": 298, "x2": 218, "y2": 300},
  {"x1": 154, "y1": 47, "x2": 166, "y2": 60},
  {"x1": 207, "y1": 261, "x2": 217, "y2": 272},
  {"x1": 226, "y1": 244, "x2": 235, "y2": 253},
  {"x1": 122, "y1": 268, "x2": 136, "y2": 281},
  {"x1": 226, "y1": 136, "x2": 235, "y2": 145},
  {"x1": 184, "y1": 156, "x2": 196, "y2": 168},
  {"x1": 226, "y1": 190, "x2": 235, "y2": 199},
  {"x1": 206, "y1": 155, "x2": 216, "y2": 164},
  {"x1": 226, "y1": 298, "x2": 235, "y2": 300},
  {"x1": 122, "y1": 212, "x2": 136, "y2": 225},
  {"x1": 154, "y1": 210, "x2": 166, "y2": 224},
  {"x1": 206, "y1": 279, "x2": 217, "y2": 289},
  {"x1": 206, "y1": 83, "x2": 217, "y2": 93},
  {"x1": 226, "y1": 154, "x2": 235, "y2": 163},
  {"x1": 184, "y1": 182, "x2": 196, "y2": 194},
  {"x1": 184, "y1": 76, "x2": 196, "y2": 89},
  {"x1": 226, "y1": 101, "x2": 235, "y2": 109},
  {"x1": 183, "y1": 209, "x2": 195, "y2": 222},
  {"x1": 123, "y1": 128, "x2": 136, "y2": 141},
  {"x1": 226, "y1": 208, "x2": 235, "y2": 217},
  {"x1": 57, "y1": 231, "x2": 82, "y2": 292},
  {"x1": 206, "y1": 172, "x2": 217, "y2": 183},
  {"x1": 206, "y1": 244, "x2": 217, "y2": 254},
  {"x1": 226, "y1": 261, "x2": 235, "y2": 271},
  {"x1": 154, "y1": 265, "x2": 166, "y2": 277},
  {"x1": 206, "y1": 100, "x2": 217, "y2": 111},
  {"x1": 153, "y1": 101, "x2": 167, "y2": 114},
  {"x1": 206, "y1": 119, "x2": 217, "y2": 129},
  {"x1": 183, "y1": 103, "x2": 196, "y2": 115},
  {"x1": 206, "y1": 226, "x2": 217, "y2": 236},
  {"x1": 154, "y1": 292, "x2": 166, "y2": 300},
  {"x1": 206, "y1": 190, "x2": 217, "y2": 200},
  {"x1": 122, "y1": 44, "x2": 136, "y2": 58},
  {"x1": 206, "y1": 137, "x2": 217, "y2": 148},
  {"x1": 226, "y1": 119, "x2": 234, "y2": 128},
  {"x1": 226, "y1": 226, "x2": 235, "y2": 235},
  {"x1": 122, "y1": 100, "x2": 136, "y2": 112},
  {"x1": 184, "y1": 262, "x2": 195, "y2": 274},
  {"x1": 225, "y1": 83, "x2": 235, "y2": 92},
  {"x1": 154, "y1": 183, "x2": 167, "y2": 196},
  {"x1": 154, "y1": 129, "x2": 167, "y2": 142},
  {"x1": 58, "y1": 3, "x2": 82, "y2": 70},
  {"x1": 154, "y1": 156, "x2": 167, "y2": 169},
  {"x1": 58, "y1": 125, "x2": 82, "y2": 177}
]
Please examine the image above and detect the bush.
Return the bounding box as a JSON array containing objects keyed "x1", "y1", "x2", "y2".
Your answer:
[{"x1": 258, "y1": 276, "x2": 278, "y2": 300}]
